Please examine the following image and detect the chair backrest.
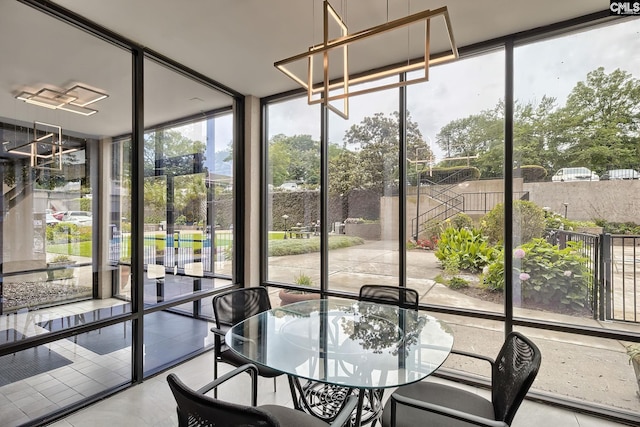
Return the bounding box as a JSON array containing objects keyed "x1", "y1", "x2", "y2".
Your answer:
[
  {"x1": 491, "y1": 331, "x2": 541, "y2": 425},
  {"x1": 167, "y1": 373, "x2": 277, "y2": 427},
  {"x1": 213, "y1": 287, "x2": 272, "y2": 329},
  {"x1": 358, "y1": 285, "x2": 419, "y2": 310}
]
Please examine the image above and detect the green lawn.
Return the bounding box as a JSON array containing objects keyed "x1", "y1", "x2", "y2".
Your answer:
[
  {"x1": 44, "y1": 232, "x2": 357, "y2": 259},
  {"x1": 47, "y1": 241, "x2": 93, "y2": 257},
  {"x1": 268, "y1": 235, "x2": 364, "y2": 256}
]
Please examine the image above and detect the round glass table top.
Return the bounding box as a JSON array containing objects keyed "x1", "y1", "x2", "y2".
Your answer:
[{"x1": 226, "y1": 298, "x2": 454, "y2": 389}]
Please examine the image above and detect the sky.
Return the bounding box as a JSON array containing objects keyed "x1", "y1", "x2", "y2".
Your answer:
[
  {"x1": 189, "y1": 17, "x2": 640, "y2": 174},
  {"x1": 265, "y1": 17, "x2": 640, "y2": 162}
]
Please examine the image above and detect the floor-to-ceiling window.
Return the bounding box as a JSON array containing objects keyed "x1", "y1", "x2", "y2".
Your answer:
[
  {"x1": 326, "y1": 82, "x2": 400, "y2": 294},
  {"x1": 262, "y1": 13, "x2": 640, "y2": 424},
  {"x1": 0, "y1": 2, "x2": 241, "y2": 425},
  {"x1": 0, "y1": 2, "x2": 134, "y2": 425},
  {"x1": 265, "y1": 97, "x2": 321, "y2": 302},
  {"x1": 511, "y1": 17, "x2": 640, "y2": 413},
  {"x1": 406, "y1": 49, "x2": 505, "y2": 313}
]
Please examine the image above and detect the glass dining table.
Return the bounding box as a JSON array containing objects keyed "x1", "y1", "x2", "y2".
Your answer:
[{"x1": 226, "y1": 298, "x2": 454, "y2": 426}]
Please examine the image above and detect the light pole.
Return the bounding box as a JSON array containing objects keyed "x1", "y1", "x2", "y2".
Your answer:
[
  {"x1": 563, "y1": 203, "x2": 568, "y2": 219},
  {"x1": 282, "y1": 214, "x2": 289, "y2": 239}
]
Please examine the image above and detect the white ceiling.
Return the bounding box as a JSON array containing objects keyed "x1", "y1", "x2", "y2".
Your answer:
[
  {"x1": 1, "y1": 0, "x2": 607, "y2": 139},
  {"x1": 52, "y1": 0, "x2": 606, "y2": 98}
]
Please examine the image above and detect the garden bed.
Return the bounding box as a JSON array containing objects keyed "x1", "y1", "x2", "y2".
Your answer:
[{"x1": 2, "y1": 280, "x2": 92, "y2": 312}]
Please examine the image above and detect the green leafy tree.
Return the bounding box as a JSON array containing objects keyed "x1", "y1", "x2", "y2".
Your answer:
[
  {"x1": 328, "y1": 149, "x2": 363, "y2": 195},
  {"x1": 268, "y1": 134, "x2": 320, "y2": 187},
  {"x1": 342, "y1": 112, "x2": 431, "y2": 194},
  {"x1": 552, "y1": 67, "x2": 640, "y2": 172},
  {"x1": 434, "y1": 67, "x2": 640, "y2": 178},
  {"x1": 174, "y1": 174, "x2": 206, "y2": 224}
]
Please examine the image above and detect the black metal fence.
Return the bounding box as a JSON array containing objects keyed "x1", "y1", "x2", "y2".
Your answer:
[
  {"x1": 602, "y1": 234, "x2": 640, "y2": 322},
  {"x1": 109, "y1": 230, "x2": 232, "y2": 274},
  {"x1": 549, "y1": 230, "x2": 640, "y2": 323}
]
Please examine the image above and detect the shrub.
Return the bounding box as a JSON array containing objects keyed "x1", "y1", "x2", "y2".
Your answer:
[
  {"x1": 449, "y1": 213, "x2": 474, "y2": 230},
  {"x1": 269, "y1": 235, "x2": 364, "y2": 256},
  {"x1": 594, "y1": 219, "x2": 640, "y2": 235},
  {"x1": 447, "y1": 276, "x2": 469, "y2": 290},
  {"x1": 421, "y1": 219, "x2": 445, "y2": 241},
  {"x1": 545, "y1": 212, "x2": 597, "y2": 232},
  {"x1": 434, "y1": 227, "x2": 496, "y2": 273},
  {"x1": 79, "y1": 197, "x2": 92, "y2": 211},
  {"x1": 419, "y1": 213, "x2": 473, "y2": 242},
  {"x1": 294, "y1": 272, "x2": 313, "y2": 286},
  {"x1": 482, "y1": 239, "x2": 590, "y2": 312},
  {"x1": 482, "y1": 200, "x2": 546, "y2": 244}
]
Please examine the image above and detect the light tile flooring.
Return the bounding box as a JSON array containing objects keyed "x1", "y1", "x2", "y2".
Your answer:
[
  {"x1": 1, "y1": 299, "x2": 134, "y2": 426},
  {"x1": 47, "y1": 350, "x2": 631, "y2": 427}
]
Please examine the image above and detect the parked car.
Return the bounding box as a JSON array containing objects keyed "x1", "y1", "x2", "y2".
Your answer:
[
  {"x1": 45, "y1": 213, "x2": 60, "y2": 226},
  {"x1": 551, "y1": 167, "x2": 599, "y2": 182},
  {"x1": 279, "y1": 182, "x2": 299, "y2": 191},
  {"x1": 48, "y1": 210, "x2": 65, "y2": 220},
  {"x1": 601, "y1": 169, "x2": 640, "y2": 180},
  {"x1": 61, "y1": 210, "x2": 92, "y2": 225}
]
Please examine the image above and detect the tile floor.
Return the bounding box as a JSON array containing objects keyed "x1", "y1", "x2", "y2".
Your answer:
[
  {"x1": 47, "y1": 351, "x2": 631, "y2": 427},
  {"x1": 0, "y1": 299, "x2": 215, "y2": 427}
]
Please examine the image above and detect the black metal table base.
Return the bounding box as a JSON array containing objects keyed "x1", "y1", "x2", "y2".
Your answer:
[{"x1": 288, "y1": 377, "x2": 383, "y2": 426}]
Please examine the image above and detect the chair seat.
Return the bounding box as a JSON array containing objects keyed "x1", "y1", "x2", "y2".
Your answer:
[
  {"x1": 381, "y1": 380, "x2": 496, "y2": 427},
  {"x1": 221, "y1": 349, "x2": 283, "y2": 378},
  {"x1": 261, "y1": 404, "x2": 334, "y2": 427}
]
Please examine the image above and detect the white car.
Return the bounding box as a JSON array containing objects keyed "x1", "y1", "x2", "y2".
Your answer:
[
  {"x1": 551, "y1": 167, "x2": 599, "y2": 182},
  {"x1": 601, "y1": 169, "x2": 640, "y2": 180},
  {"x1": 279, "y1": 182, "x2": 299, "y2": 191},
  {"x1": 45, "y1": 213, "x2": 60, "y2": 226},
  {"x1": 61, "y1": 211, "x2": 93, "y2": 225}
]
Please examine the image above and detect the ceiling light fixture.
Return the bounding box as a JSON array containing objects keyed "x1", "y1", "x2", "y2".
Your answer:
[
  {"x1": 274, "y1": 1, "x2": 459, "y2": 119},
  {"x1": 15, "y1": 83, "x2": 108, "y2": 116},
  {"x1": 5, "y1": 121, "x2": 79, "y2": 170}
]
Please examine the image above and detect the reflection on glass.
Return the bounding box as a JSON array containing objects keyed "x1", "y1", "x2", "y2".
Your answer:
[{"x1": 340, "y1": 303, "x2": 426, "y2": 356}]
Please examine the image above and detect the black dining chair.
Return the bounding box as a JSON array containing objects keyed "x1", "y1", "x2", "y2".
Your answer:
[
  {"x1": 357, "y1": 284, "x2": 420, "y2": 426},
  {"x1": 381, "y1": 331, "x2": 541, "y2": 427},
  {"x1": 358, "y1": 285, "x2": 420, "y2": 310},
  {"x1": 211, "y1": 287, "x2": 282, "y2": 398},
  {"x1": 167, "y1": 364, "x2": 358, "y2": 427}
]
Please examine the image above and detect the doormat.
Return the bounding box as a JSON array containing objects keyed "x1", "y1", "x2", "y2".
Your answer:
[{"x1": 0, "y1": 329, "x2": 72, "y2": 386}]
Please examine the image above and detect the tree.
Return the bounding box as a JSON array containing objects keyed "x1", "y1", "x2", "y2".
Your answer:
[
  {"x1": 434, "y1": 67, "x2": 640, "y2": 178},
  {"x1": 552, "y1": 67, "x2": 640, "y2": 172},
  {"x1": 436, "y1": 109, "x2": 501, "y2": 161},
  {"x1": 143, "y1": 129, "x2": 206, "y2": 177},
  {"x1": 328, "y1": 149, "x2": 363, "y2": 195},
  {"x1": 342, "y1": 112, "x2": 430, "y2": 194},
  {"x1": 268, "y1": 134, "x2": 320, "y2": 187}
]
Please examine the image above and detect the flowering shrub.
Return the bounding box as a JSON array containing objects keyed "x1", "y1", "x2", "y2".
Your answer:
[
  {"x1": 482, "y1": 238, "x2": 590, "y2": 312},
  {"x1": 415, "y1": 238, "x2": 437, "y2": 250}
]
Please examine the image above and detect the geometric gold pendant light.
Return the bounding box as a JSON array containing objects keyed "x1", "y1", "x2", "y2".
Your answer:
[
  {"x1": 5, "y1": 121, "x2": 81, "y2": 171},
  {"x1": 15, "y1": 83, "x2": 108, "y2": 116},
  {"x1": 274, "y1": 1, "x2": 458, "y2": 119}
]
